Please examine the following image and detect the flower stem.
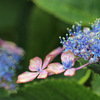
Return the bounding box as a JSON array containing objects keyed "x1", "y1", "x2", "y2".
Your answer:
[
  {"x1": 74, "y1": 57, "x2": 81, "y2": 62},
  {"x1": 76, "y1": 62, "x2": 90, "y2": 70}
]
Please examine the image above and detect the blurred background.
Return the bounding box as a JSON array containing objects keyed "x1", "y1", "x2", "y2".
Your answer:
[
  {"x1": 0, "y1": 0, "x2": 100, "y2": 100},
  {"x1": 0, "y1": 0, "x2": 99, "y2": 67}
]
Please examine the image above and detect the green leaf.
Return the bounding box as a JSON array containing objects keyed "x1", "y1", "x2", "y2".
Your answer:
[
  {"x1": 17, "y1": 79, "x2": 100, "y2": 100},
  {"x1": 91, "y1": 73, "x2": 100, "y2": 96},
  {"x1": 0, "y1": 88, "x2": 9, "y2": 98},
  {"x1": 87, "y1": 63, "x2": 100, "y2": 74},
  {"x1": 33, "y1": 0, "x2": 99, "y2": 25},
  {"x1": 0, "y1": 96, "x2": 24, "y2": 100}
]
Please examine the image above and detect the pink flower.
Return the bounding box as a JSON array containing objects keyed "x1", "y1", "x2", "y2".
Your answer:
[
  {"x1": 17, "y1": 47, "x2": 64, "y2": 83},
  {"x1": 46, "y1": 50, "x2": 76, "y2": 76}
]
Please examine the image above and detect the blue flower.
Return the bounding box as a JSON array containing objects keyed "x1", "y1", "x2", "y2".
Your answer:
[
  {"x1": 0, "y1": 39, "x2": 24, "y2": 90},
  {"x1": 60, "y1": 19, "x2": 100, "y2": 64}
]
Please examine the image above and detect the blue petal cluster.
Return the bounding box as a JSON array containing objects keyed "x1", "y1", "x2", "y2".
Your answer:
[
  {"x1": 62, "y1": 60, "x2": 72, "y2": 70},
  {"x1": 60, "y1": 19, "x2": 100, "y2": 64},
  {"x1": 0, "y1": 39, "x2": 24, "y2": 90}
]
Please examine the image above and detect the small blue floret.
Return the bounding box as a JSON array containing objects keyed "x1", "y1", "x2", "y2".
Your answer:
[{"x1": 63, "y1": 60, "x2": 72, "y2": 70}]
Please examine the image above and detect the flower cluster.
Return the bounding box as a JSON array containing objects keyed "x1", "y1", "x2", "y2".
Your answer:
[
  {"x1": 17, "y1": 19, "x2": 100, "y2": 83},
  {"x1": 61, "y1": 19, "x2": 100, "y2": 63},
  {"x1": 55, "y1": 18, "x2": 100, "y2": 74},
  {"x1": 17, "y1": 47, "x2": 64, "y2": 83},
  {"x1": 0, "y1": 39, "x2": 24, "y2": 90}
]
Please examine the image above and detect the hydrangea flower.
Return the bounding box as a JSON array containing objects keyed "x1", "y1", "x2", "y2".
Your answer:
[
  {"x1": 47, "y1": 19, "x2": 100, "y2": 76},
  {"x1": 61, "y1": 19, "x2": 100, "y2": 63},
  {"x1": 17, "y1": 19, "x2": 100, "y2": 83},
  {"x1": 17, "y1": 47, "x2": 64, "y2": 83},
  {"x1": 0, "y1": 39, "x2": 24, "y2": 90}
]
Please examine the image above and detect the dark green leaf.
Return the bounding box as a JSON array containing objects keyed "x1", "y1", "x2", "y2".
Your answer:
[
  {"x1": 88, "y1": 63, "x2": 100, "y2": 74},
  {"x1": 0, "y1": 96, "x2": 24, "y2": 100},
  {"x1": 18, "y1": 79, "x2": 100, "y2": 100},
  {"x1": 91, "y1": 73, "x2": 100, "y2": 96}
]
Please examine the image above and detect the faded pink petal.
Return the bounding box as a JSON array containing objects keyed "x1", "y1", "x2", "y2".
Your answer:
[
  {"x1": 64, "y1": 68, "x2": 76, "y2": 76},
  {"x1": 42, "y1": 55, "x2": 53, "y2": 69},
  {"x1": 29, "y1": 57, "x2": 42, "y2": 71},
  {"x1": 14, "y1": 47, "x2": 24, "y2": 56},
  {"x1": 17, "y1": 72, "x2": 39, "y2": 83},
  {"x1": 48, "y1": 72, "x2": 54, "y2": 76},
  {"x1": 49, "y1": 47, "x2": 64, "y2": 55},
  {"x1": 37, "y1": 70, "x2": 48, "y2": 79},
  {"x1": 61, "y1": 50, "x2": 75, "y2": 66},
  {"x1": 0, "y1": 40, "x2": 24, "y2": 55},
  {"x1": 46, "y1": 63, "x2": 65, "y2": 74},
  {"x1": 42, "y1": 47, "x2": 65, "y2": 69}
]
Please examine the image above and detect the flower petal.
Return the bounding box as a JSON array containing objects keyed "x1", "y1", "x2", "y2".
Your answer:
[
  {"x1": 46, "y1": 63, "x2": 65, "y2": 74},
  {"x1": 17, "y1": 72, "x2": 39, "y2": 83},
  {"x1": 61, "y1": 50, "x2": 75, "y2": 66},
  {"x1": 42, "y1": 47, "x2": 65, "y2": 69},
  {"x1": 64, "y1": 68, "x2": 76, "y2": 76},
  {"x1": 49, "y1": 47, "x2": 65, "y2": 55},
  {"x1": 48, "y1": 72, "x2": 54, "y2": 76},
  {"x1": 37, "y1": 70, "x2": 48, "y2": 79},
  {"x1": 29, "y1": 57, "x2": 42, "y2": 71},
  {"x1": 42, "y1": 55, "x2": 53, "y2": 69}
]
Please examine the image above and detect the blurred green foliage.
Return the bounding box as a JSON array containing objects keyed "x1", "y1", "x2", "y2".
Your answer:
[
  {"x1": 33, "y1": 0, "x2": 100, "y2": 25},
  {"x1": 0, "y1": 0, "x2": 100, "y2": 100}
]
